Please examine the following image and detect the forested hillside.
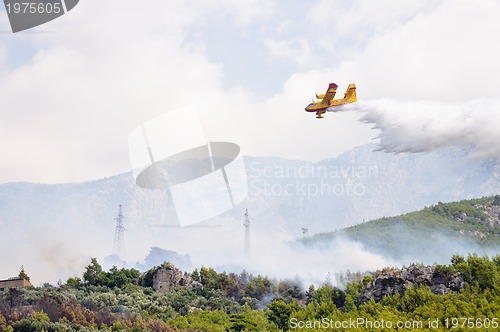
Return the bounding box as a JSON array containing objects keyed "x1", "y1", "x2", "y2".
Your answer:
[
  {"x1": 1, "y1": 254, "x2": 499, "y2": 331},
  {"x1": 302, "y1": 195, "x2": 500, "y2": 263}
]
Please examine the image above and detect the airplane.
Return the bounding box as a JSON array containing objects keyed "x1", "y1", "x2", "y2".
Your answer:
[{"x1": 305, "y1": 83, "x2": 357, "y2": 118}]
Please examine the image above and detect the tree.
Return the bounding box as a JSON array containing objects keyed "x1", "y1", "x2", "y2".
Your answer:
[
  {"x1": 139, "y1": 267, "x2": 155, "y2": 288},
  {"x1": 266, "y1": 299, "x2": 301, "y2": 331},
  {"x1": 230, "y1": 313, "x2": 258, "y2": 331},
  {"x1": 199, "y1": 266, "x2": 219, "y2": 289},
  {"x1": 278, "y1": 280, "x2": 303, "y2": 299},
  {"x1": 105, "y1": 266, "x2": 141, "y2": 288},
  {"x1": 0, "y1": 312, "x2": 7, "y2": 331},
  {"x1": 245, "y1": 275, "x2": 274, "y2": 300},
  {"x1": 305, "y1": 285, "x2": 315, "y2": 303},
  {"x1": 65, "y1": 277, "x2": 82, "y2": 288},
  {"x1": 451, "y1": 254, "x2": 466, "y2": 266},
  {"x1": 344, "y1": 294, "x2": 357, "y2": 312},
  {"x1": 191, "y1": 269, "x2": 200, "y2": 282},
  {"x1": 18, "y1": 266, "x2": 30, "y2": 282},
  {"x1": 466, "y1": 254, "x2": 499, "y2": 290},
  {"x1": 83, "y1": 258, "x2": 104, "y2": 286},
  {"x1": 7, "y1": 288, "x2": 22, "y2": 315}
]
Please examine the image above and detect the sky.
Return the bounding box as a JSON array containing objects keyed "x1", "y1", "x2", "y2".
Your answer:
[{"x1": 1, "y1": 0, "x2": 500, "y2": 184}]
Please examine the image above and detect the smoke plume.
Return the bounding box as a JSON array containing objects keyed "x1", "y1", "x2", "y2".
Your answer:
[{"x1": 349, "y1": 98, "x2": 500, "y2": 159}]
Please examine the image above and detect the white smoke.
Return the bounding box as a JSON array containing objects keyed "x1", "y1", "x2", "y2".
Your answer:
[
  {"x1": 348, "y1": 99, "x2": 500, "y2": 159},
  {"x1": 184, "y1": 227, "x2": 395, "y2": 288}
]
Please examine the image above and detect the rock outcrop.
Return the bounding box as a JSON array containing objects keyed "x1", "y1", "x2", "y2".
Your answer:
[
  {"x1": 152, "y1": 263, "x2": 202, "y2": 293},
  {"x1": 360, "y1": 264, "x2": 465, "y2": 303},
  {"x1": 474, "y1": 202, "x2": 500, "y2": 228}
]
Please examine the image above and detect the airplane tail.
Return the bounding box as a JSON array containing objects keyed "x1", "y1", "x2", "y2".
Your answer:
[{"x1": 343, "y1": 84, "x2": 357, "y2": 103}]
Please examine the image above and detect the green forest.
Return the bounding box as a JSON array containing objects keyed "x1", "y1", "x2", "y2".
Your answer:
[
  {"x1": 1, "y1": 196, "x2": 500, "y2": 331},
  {"x1": 1, "y1": 254, "x2": 499, "y2": 331},
  {"x1": 303, "y1": 195, "x2": 500, "y2": 262}
]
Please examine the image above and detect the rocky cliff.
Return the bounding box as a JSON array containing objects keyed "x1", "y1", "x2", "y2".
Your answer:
[
  {"x1": 152, "y1": 263, "x2": 202, "y2": 293},
  {"x1": 360, "y1": 264, "x2": 466, "y2": 303}
]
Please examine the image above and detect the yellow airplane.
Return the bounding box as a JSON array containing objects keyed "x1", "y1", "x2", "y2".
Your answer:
[{"x1": 305, "y1": 83, "x2": 357, "y2": 118}]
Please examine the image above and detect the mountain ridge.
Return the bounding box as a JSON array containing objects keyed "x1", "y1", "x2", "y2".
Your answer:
[{"x1": 0, "y1": 143, "x2": 498, "y2": 282}]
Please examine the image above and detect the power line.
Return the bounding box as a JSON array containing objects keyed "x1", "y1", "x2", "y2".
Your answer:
[
  {"x1": 244, "y1": 209, "x2": 251, "y2": 260},
  {"x1": 113, "y1": 205, "x2": 125, "y2": 258}
]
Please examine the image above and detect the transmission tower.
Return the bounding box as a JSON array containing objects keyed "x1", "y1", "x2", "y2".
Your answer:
[
  {"x1": 113, "y1": 205, "x2": 125, "y2": 258},
  {"x1": 244, "y1": 209, "x2": 251, "y2": 260}
]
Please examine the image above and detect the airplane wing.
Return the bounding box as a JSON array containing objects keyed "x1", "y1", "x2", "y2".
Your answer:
[{"x1": 321, "y1": 83, "x2": 338, "y2": 103}]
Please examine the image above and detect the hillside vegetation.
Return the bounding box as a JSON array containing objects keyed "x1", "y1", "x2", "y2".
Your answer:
[
  {"x1": 1, "y1": 254, "x2": 499, "y2": 331},
  {"x1": 303, "y1": 195, "x2": 500, "y2": 261},
  {"x1": 1, "y1": 196, "x2": 499, "y2": 331}
]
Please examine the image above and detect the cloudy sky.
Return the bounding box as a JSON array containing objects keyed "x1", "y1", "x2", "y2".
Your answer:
[{"x1": 1, "y1": 0, "x2": 499, "y2": 184}]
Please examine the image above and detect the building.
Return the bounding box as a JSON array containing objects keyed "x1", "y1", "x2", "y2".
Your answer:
[
  {"x1": 0, "y1": 277, "x2": 32, "y2": 291},
  {"x1": 152, "y1": 263, "x2": 201, "y2": 293}
]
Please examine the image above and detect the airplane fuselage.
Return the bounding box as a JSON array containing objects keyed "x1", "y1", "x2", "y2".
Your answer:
[
  {"x1": 304, "y1": 98, "x2": 351, "y2": 112},
  {"x1": 304, "y1": 83, "x2": 357, "y2": 118}
]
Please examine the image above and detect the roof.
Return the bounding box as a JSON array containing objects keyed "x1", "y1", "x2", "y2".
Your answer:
[{"x1": 0, "y1": 277, "x2": 26, "y2": 283}]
